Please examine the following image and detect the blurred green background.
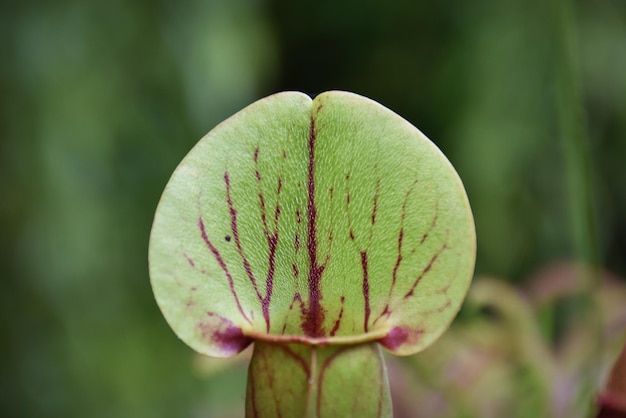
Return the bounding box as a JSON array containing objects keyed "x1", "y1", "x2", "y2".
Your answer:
[{"x1": 2, "y1": 0, "x2": 625, "y2": 417}]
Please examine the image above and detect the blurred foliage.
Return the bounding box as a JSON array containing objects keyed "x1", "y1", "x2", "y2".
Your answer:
[
  {"x1": 390, "y1": 264, "x2": 626, "y2": 418},
  {"x1": 1, "y1": 0, "x2": 625, "y2": 417}
]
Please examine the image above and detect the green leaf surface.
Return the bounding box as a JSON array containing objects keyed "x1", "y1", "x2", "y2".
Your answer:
[
  {"x1": 149, "y1": 91, "x2": 475, "y2": 357},
  {"x1": 246, "y1": 342, "x2": 391, "y2": 418}
]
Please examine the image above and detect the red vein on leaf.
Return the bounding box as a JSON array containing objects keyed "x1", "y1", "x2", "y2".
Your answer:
[
  {"x1": 284, "y1": 276, "x2": 304, "y2": 335},
  {"x1": 345, "y1": 174, "x2": 355, "y2": 242},
  {"x1": 373, "y1": 180, "x2": 418, "y2": 325},
  {"x1": 263, "y1": 226, "x2": 279, "y2": 332},
  {"x1": 225, "y1": 172, "x2": 262, "y2": 300},
  {"x1": 292, "y1": 263, "x2": 299, "y2": 279},
  {"x1": 404, "y1": 240, "x2": 448, "y2": 299},
  {"x1": 277, "y1": 177, "x2": 283, "y2": 196},
  {"x1": 371, "y1": 178, "x2": 381, "y2": 226},
  {"x1": 316, "y1": 346, "x2": 350, "y2": 417},
  {"x1": 329, "y1": 296, "x2": 345, "y2": 337},
  {"x1": 393, "y1": 179, "x2": 418, "y2": 290},
  {"x1": 419, "y1": 203, "x2": 439, "y2": 245},
  {"x1": 372, "y1": 305, "x2": 391, "y2": 327},
  {"x1": 302, "y1": 115, "x2": 326, "y2": 338},
  {"x1": 254, "y1": 148, "x2": 270, "y2": 239},
  {"x1": 276, "y1": 344, "x2": 310, "y2": 376},
  {"x1": 289, "y1": 292, "x2": 305, "y2": 315},
  {"x1": 419, "y1": 299, "x2": 452, "y2": 315},
  {"x1": 365, "y1": 177, "x2": 381, "y2": 250},
  {"x1": 198, "y1": 218, "x2": 250, "y2": 324},
  {"x1": 361, "y1": 251, "x2": 371, "y2": 332},
  {"x1": 253, "y1": 148, "x2": 282, "y2": 333},
  {"x1": 183, "y1": 253, "x2": 195, "y2": 267}
]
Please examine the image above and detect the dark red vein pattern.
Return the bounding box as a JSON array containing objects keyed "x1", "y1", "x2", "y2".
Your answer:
[
  {"x1": 193, "y1": 102, "x2": 450, "y2": 342},
  {"x1": 302, "y1": 114, "x2": 327, "y2": 337},
  {"x1": 404, "y1": 240, "x2": 448, "y2": 299},
  {"x1": 195, "y1": 111, "x2": 334, "y2": 338},
  {"x1": 197, "y1": 147, "x2": 285, "y2": 334},
  {"x1": 329, "y1": 296, "x2": 345, "y2": 337},
  {"x1": 198, "y1": 217, "x2": 250, "y2": 324},
  {"x1": 360, "y1": 251, "x2": 371, "y2": 332},
  {"x1": 225, "y1": 172, "x2": 261, "y2": 301}
]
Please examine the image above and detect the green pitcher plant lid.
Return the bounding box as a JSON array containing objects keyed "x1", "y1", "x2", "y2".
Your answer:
[{"x1": 149, "y1": 91, "x2": 476, "y2": 358}]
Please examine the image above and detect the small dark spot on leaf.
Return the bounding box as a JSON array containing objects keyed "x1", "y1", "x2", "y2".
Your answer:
[{"x1": 225, "y1": 235, "x2": 231, "y2": 242}]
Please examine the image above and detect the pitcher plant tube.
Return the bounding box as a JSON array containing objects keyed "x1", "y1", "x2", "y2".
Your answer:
[{"x1": 149, "y1": 91, "x2": 476, "y2": 417}]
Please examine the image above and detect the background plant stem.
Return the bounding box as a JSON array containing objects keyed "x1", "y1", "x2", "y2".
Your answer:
[{"x1": 552, "y1": 0, "x2": 602, "y2": 414}]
